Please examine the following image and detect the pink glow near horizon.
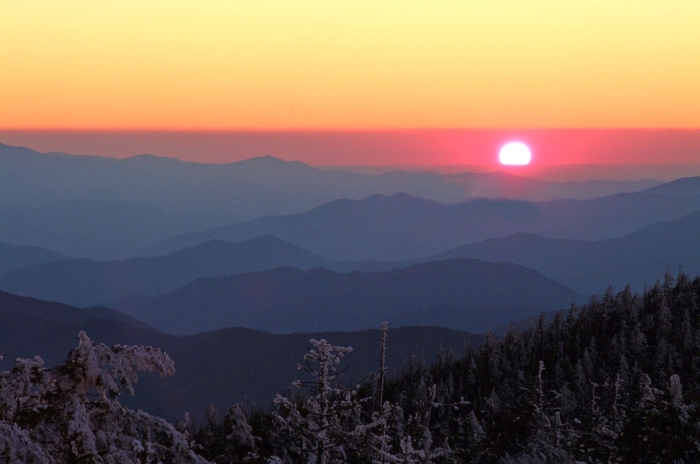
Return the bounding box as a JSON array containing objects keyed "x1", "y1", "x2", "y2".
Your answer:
[{"x1": 1, "y1": 129, "x2": 699, "y2": 179}]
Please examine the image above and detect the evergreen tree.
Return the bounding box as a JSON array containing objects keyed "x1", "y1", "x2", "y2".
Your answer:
[{"x1": 0, "y1": 331, "x2": 209, "y2": 463}]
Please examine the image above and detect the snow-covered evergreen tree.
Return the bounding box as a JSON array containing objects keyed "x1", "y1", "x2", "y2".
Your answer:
[
  {"x1": 0, "y1": 331, "x2": 209, "y2": 463},
  {"x1": 273, "y1": 338, "x2": 367, "y2": 463}
]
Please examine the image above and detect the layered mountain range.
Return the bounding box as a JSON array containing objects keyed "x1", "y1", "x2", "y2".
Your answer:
[
  {"x1": 105, "y1": 258, "x2": 585, "y2": 334},
  {"x1": 0, "y1": 142, "x2": 667, "y2": 259},
  {"x1": 144, "y1": 190, "x2": 700, "y2": 261},
  {"x1": 2, "y1": 142, "x2": 700, "y2": 422}
]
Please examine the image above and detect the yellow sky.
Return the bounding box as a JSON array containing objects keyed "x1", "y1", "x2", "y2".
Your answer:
[{"x1": 2, "y1": 1, "x2": 699, "y2": 129}]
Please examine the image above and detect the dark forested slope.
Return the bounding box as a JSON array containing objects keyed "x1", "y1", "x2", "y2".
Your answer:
[
  {"x1": 369, "y1": 273, "x2": 700, "y2": 462},
  {"x1": 190, "y1": 272, "x2": 700, "y2": 463}
]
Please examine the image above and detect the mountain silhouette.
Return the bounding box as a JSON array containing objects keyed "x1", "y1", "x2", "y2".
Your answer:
[
  {"x1": 0, "y1": 143, "x2": 681, "y2": 259},
  {"x1": 392, "y1": 303, "x2": 553, "y2": 334},
  {"x1": 107, "y1": 258, "x2": 585, "y2": 335},
  {"x1": 146, "y1": 191, "x2": 700, "y2": 261},
  {"x1": 641, "y1": 175, "x2": 700, "y2": 196},
  {"x1": 0, "y1": 142, "x2": 660, "y2": 214},
  {"x1": 431, "y1": 209, "x2": 700, "y2": 294},
  {"x1": 0, "y1": 198, "x2": 219, "y2": 259},
  {"x1": 0, "y1": 241, "x2": 69, "y2": 275},
  {"x1": 0, "y1": 236, "x2": 336, "y2": 306}
]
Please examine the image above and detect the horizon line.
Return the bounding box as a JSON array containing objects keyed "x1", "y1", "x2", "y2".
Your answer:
[{"x1": 2, "y1": 127, "x2": 700, "y2": 133}]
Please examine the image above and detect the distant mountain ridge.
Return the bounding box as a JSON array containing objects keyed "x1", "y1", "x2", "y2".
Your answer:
[
  {"x1": 430, "y1": 209, "x2": 700, "y2": 294},
  {"x1": 443, "y1": 170, "x2": 661, "y2": 200},
  {"x1": 0, "y1": 290, "x2": 156, "y2": 335},
  {"x1": 392, "y1": 303, "x2": 553, "y2": 334},
  {"x1": 641, "y1": 176, "x2": 700, "y2": 196},
  {"x1": 0, "y1": 236, "x2": 336, "y2": 306},
  {"x1": 1, "y1": 143, "x2": 693, "y2": 259},
  {"x1": 0, "y1": 241, "x2": 69, "y2": 275},
  {"x1": 145, "y1": 191, "x2": 700, "y2": 261},
  {"x1": 0, "y1": 198, "x2": 219, "y2": 259},
  {"x1": 0, "y1": 142, "x2": 661, "y2": 214},
  {"x1": 10, "y1": 203, "x2": 696, "y2": 309},
  {"x1": 107, "y1": 258, "x2": 585, "y2": 335}
]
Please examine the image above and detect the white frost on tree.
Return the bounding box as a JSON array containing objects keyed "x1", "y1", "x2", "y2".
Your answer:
[
  {"x1": 0, "y1": 331, "x2": 210, "y2": 463},
  {"x1": 0, "y1": 421, "x2": 52, "y2": 464},
  {"x1": 224, "y1": 403, "x2": 256, "y2": 450},
  {"x1": 273, "y1": 338, "x2": 360, "y2": 464}
]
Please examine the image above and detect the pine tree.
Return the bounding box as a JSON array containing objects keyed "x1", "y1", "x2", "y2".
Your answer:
[{"x1": 273, "y1": 339, "x2": 359, "y2": 463}]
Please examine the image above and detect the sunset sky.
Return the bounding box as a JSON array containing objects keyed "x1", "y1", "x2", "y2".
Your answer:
[{"x1": 1, "y1": 1, "x2": 700, "y2": 165}]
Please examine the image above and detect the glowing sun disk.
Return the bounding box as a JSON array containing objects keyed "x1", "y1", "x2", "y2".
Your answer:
[{"x1": 499, "y1": 142, "x2": 531, "y2": 165}]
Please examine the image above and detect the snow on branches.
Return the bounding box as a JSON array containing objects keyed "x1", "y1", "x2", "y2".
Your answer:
[
  {"x1": 0, "y1": 331, "x2": 208, "y2": 464},
  {"x1": 274, "y1": 339, "x2": 357, "y2": 464}
]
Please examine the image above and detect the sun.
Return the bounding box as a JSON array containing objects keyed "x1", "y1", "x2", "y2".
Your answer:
[{"x1": 499, "y1": 142, "x2": 531, "y2": 165}]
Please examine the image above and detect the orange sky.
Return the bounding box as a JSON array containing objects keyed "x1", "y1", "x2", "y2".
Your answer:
[{"x1": 2, "y1": 1, "x2": 700, "y2": 130}]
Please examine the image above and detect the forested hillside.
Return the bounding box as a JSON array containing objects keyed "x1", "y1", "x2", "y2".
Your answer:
[{"x1": 190, "y1": 273, "x2": 700, "y2": 463}]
